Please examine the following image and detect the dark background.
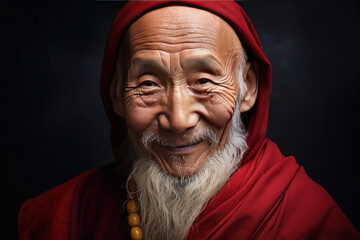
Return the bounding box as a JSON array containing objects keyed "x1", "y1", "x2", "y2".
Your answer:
[{"x1": 1, "y1": 0, "x2": 359, "y2": 238}]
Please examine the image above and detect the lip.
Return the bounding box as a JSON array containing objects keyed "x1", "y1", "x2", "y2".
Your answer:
[{"x1": 163, "y1": 142, "x2": 202, "y2": 154}]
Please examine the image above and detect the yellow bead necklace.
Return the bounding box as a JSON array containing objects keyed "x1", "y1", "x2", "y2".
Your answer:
[{"x1": 125, "y1": 178, "x2": 143, "y2": 240}]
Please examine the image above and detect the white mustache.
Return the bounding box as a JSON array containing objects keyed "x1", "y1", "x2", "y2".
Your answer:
[{"x1": 141, "y1": 129, "x2": 218, "y2": 151}]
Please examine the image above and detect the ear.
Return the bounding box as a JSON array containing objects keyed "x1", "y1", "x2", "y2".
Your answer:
[
  {"x1": 239, "y1": 61, "x2": 259, "y2": 113},
  {"x1": 110, "y1": 78, "x2": 124, "y2": 118}
]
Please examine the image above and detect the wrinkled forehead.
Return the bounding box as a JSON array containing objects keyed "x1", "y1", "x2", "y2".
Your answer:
[{"x1": 124, "y1": 6, "x2": 244, "y2": 55}]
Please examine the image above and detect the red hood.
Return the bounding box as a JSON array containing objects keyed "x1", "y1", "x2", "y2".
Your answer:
[{"x1": 100, "y1": 0, "x2": 272, "y2": 165}]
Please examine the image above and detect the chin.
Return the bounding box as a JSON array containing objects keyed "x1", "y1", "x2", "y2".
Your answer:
[
  {"x1": 166, "y1": 166, "x2": 198, "y2": 178},
  {"x1": 156, "y1": 154, "x2": 209, "y2": 177}
]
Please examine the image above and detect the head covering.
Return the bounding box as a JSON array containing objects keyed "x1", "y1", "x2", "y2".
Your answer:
[{"x1": 100, "y1": 0, "x2": 272, "y2": 165}]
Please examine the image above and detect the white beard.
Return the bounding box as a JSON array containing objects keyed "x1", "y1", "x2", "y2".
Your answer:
[{"x1": 128, "y1": 99, "x2": 248, "y2": 240}]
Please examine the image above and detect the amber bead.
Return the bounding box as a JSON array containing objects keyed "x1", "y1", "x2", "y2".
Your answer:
[
  {"x1": 128, "y1": 213, "x2": 141, "y2": 227},
  {"x1": 127, "y1": 192, "x2": 137, "y2": 200},
  {"x1": 128, "y1": 178, "x2": 137, "y2": 192},
  {"x1": 130, "y1": 227, "x2": 143, "y2": 240},
  {"x1": 126, "y1": 200, "x2": 138, "y2": 214}
]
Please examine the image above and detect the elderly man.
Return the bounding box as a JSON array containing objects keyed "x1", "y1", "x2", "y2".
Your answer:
[{"x1": 18, "y1": 1, "x2": 359, "y2": 240}]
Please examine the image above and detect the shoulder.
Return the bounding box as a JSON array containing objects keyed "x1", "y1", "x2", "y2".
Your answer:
[
  {"x1": 275, "y1": 166, "x2": 359, "y2": 239},
  {"x1": 18, "y1": 166, "x2": 104, "y2": 240}
]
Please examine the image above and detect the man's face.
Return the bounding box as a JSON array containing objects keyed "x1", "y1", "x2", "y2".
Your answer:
[{"x1": 116, "y1": 6, "x2": 244, "y2": 177}]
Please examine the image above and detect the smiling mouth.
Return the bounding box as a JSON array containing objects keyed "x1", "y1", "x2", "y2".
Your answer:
[{"x1": 164, "y1": 141, "x2": 202, "y2": 154}]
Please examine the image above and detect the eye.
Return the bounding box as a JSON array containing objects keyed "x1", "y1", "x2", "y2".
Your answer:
[
  {"x1": 139, "y1": 80, "x2": 159, "y2": 87},
  {"x1": 196, "y1": 78, "x2": 212, "y2": 85}
]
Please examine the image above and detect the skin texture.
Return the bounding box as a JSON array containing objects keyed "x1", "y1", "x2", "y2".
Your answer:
[{"x1": 111, "y1": 6, "x2": 259, "y2": 177}]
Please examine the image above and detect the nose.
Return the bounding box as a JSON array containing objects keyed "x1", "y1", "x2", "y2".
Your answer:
[{"x1": 158, "y1": 88, "x2": 199, "y2": 133}]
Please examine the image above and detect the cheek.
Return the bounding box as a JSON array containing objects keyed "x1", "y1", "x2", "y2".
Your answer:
[
  {"x1": 201, "y1": 93, "x2": 236, "y2": 128},
  {"x1": 199, "y1": 65, "x2": 238, "y2": 127},
  {"x1": 201, "y1": 60, "x2": 238, "y2": 128},
  {"x1": 125, "y1": 108, "x2": 154, "y2": 134},
  {"x1": 123, "y1": 100, "x2": 157, "y2": 134},
  {"x1": 123, "y1": 89, "x2": 165, "y2": 134}
]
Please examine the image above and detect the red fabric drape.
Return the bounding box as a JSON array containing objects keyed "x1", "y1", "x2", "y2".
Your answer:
[{"x1": 188, "y1": 140, "x2": 359, "y2": 239}]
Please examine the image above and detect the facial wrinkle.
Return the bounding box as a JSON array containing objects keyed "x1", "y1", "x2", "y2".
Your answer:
[
  {"x1": 129, "y1": 24, "x2": 218, "y2": 43},
  {"x1": 169, "y1": 53, "x2": 176, "y2": 76},
  {"x1": 129, "y1": 27, "x2": 219, "y2": 53},
  {"x1": 159, "y1": 51, "x2": 170, "y2": 74}
]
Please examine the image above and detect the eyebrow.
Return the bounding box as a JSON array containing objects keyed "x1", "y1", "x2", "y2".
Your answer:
[
  {"x1": 131, "y1": 58, "x2": 167, "y2": 77},
  {"x1": 182, "y1": 55, "x2": 224, "y2": 76}
]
